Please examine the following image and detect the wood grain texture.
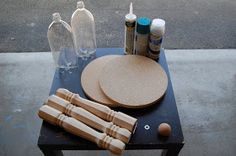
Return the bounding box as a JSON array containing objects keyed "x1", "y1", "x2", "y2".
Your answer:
[
  {"x1": 81, "y1": 55, "x2": 120, "y2": 106},
  {"x1": 99, "y1": 55, "x2": 168, "y2": 108},
  {"x1": 46, "y1": 95, "x2": 132, "y2": 143},
  {"x1": 56, "y1": 88, "x2": 137, "y2": 133},
  {"x1": 38, "y1": 105, "x2": 125, "y2": 155}
]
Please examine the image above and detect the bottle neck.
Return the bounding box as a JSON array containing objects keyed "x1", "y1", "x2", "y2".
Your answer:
[
  {"x1": 77, "y1": 1, "x2": 85, "y2": 9},
  {"x1": 53, "y1": 12, "x2": 61, "y2": 23}
]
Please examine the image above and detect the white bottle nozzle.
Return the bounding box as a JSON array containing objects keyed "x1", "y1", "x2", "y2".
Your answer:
[
  {"x1": 129, "y1": 2, "x2": 133, "y2": 14},
  {"x1": 77, "y1": 1, "x2": 85, "y2": 9},
  {"x1": 52, "y1": 13, "x2": 61, "y2": 22},
  {"x1": 125, "y1": 2, "x2": 136, "y2": 22}
]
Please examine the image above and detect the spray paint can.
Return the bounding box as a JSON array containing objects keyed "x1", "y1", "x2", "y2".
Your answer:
[
  {"x1": 148, "y1": 19, "x2": 165, "y2": 60},
  {"x1": 134, "y1": 17, "x2": 151, "y2": 56}
]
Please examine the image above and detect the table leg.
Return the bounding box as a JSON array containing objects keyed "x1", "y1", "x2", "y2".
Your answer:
[
  {"x1": 161, "y1": 144, "x2": 184, "y2": 156},
  {"x1": 40, "y1": 149, "x2": 63, "y2": 156}
]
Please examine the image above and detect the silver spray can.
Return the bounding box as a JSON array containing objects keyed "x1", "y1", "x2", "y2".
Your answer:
[{"x1": 148, "y1": 19, "x2": 165, "y2": 60}]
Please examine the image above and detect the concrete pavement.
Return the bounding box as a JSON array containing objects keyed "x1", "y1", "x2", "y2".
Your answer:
[
  {"x1": 0, "y1": 0, "x2": 236, "y2": 52},
  {"x1": 0, "y1": 49, "x2": 236, "y2": 155}
]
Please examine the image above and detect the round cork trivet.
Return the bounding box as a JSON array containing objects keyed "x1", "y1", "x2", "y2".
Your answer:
[
  {"x1": 81, "y1": 55, "x2": 120, "y2": 107},
  {"x1": 99, "y1": 55, "x2": 168, "y2": 108}
]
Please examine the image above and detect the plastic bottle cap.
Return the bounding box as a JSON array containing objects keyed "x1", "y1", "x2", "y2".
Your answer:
[
  {"x1": 125, "y1": 14, "x2": 137, "y2": 22},
  {"x1": 77, "y1": 1, "x2": 85, "y2": 9},
  {"x1": 52, "y1": 13, "x2": 61, "y2": 22},
  {"x1": 136, "y1": 17, "x2": 151, "y2": 34},
  {"x1": 150, "y1": 19, "x2": 165, "y2": 36}
]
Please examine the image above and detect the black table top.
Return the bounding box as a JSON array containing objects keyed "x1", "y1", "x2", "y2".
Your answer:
[{"x1": 38, "y1": 48, "x2": 184, "y2": 150}]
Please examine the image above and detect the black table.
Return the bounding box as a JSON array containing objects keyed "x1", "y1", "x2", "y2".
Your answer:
[{"x1": 37, "y1": 48, "x2": 184, "y2": 156}]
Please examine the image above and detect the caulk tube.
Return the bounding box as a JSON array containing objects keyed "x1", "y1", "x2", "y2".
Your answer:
[{"x1": 124, "y1": 2, "x2": 137, "y2": 55}]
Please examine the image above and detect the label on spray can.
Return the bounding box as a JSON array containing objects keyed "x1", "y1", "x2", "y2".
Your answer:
[
  {"x1": 148, "y1": 34, "x2": 162, "y2": 60},
  {"x1": 149, "y1": 34, "x2": 162, "y2": 52},
  {"x1": 134, "y1": 33, "x2": 149, "y2": 56},
  {"x1": 148, "y1": 48, "x2": 160, "y2": 60}
]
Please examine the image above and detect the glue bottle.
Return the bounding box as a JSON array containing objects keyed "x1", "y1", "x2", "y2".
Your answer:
[
  {"x1": 124, "y1": 2, "x2": 136, "y2": 55},
  {"x1": 134, "y1": 17, "x2": 151, "y2": 56},
  {"x1": 148, "y1": 18, "x2": 165, "y2": 60}
]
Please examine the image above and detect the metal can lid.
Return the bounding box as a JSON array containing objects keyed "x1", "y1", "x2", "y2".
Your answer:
[
  {"x1": 136, "y1": 17, "x2": 151, "y2": 34},
  {"x1": 150, "y1": 18, "x2": 165, "y2": 36}
]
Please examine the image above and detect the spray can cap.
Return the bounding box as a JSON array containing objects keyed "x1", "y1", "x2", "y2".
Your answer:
[
  {"x1": 136, "y1": 17, "x2": 151, "y2": 34},
  {"x1": 150, "y1": 19, "x2": 165, "y2": 36}
]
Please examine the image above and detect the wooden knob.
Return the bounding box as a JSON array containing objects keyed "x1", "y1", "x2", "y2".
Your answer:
[
  {"x1": 46, "y1": 95, "x2": 132, "y2": 143},
  {"x1": 56, "y1": 88, "x2": 137, "y2": 133},
  {"x1": 38, "y1": 105, "x2": 125, "y2": 155},
  {"x1": 158, "y1": 123, "x2": 171, "y2": 137}
]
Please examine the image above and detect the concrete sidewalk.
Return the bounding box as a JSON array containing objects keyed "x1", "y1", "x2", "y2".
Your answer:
[{"x1": 0, "y1": 49, "x2": 236, "y2": 156}]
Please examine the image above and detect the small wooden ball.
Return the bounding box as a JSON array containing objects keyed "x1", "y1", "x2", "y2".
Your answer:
[{"x1": 158, "y1": 123, "x2": 171, "y2": 137}]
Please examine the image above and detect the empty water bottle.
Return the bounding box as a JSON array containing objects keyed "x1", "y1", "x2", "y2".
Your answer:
[
  {"x1": 71, "y1": 1, "x2": 96, "y2": 58},
  {"x1": 47, "y1": 13, "x2": 78, "y2": 70}
]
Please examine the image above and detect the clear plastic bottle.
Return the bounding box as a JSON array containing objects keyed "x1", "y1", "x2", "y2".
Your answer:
[
  {"x1": 71, "y1": 1, "x2": 96, "y2": 58},
  {"x1": 47, "y1": 13, "x2": 78, "y2": 69}
]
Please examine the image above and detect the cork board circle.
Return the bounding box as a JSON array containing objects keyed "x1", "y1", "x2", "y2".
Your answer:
[
  {"x1": 99, "y1": 55, "x2": 168, "y2": 108},
  {"x1": 81, "y1": 55, "x2": 120, "y2": 107}
]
